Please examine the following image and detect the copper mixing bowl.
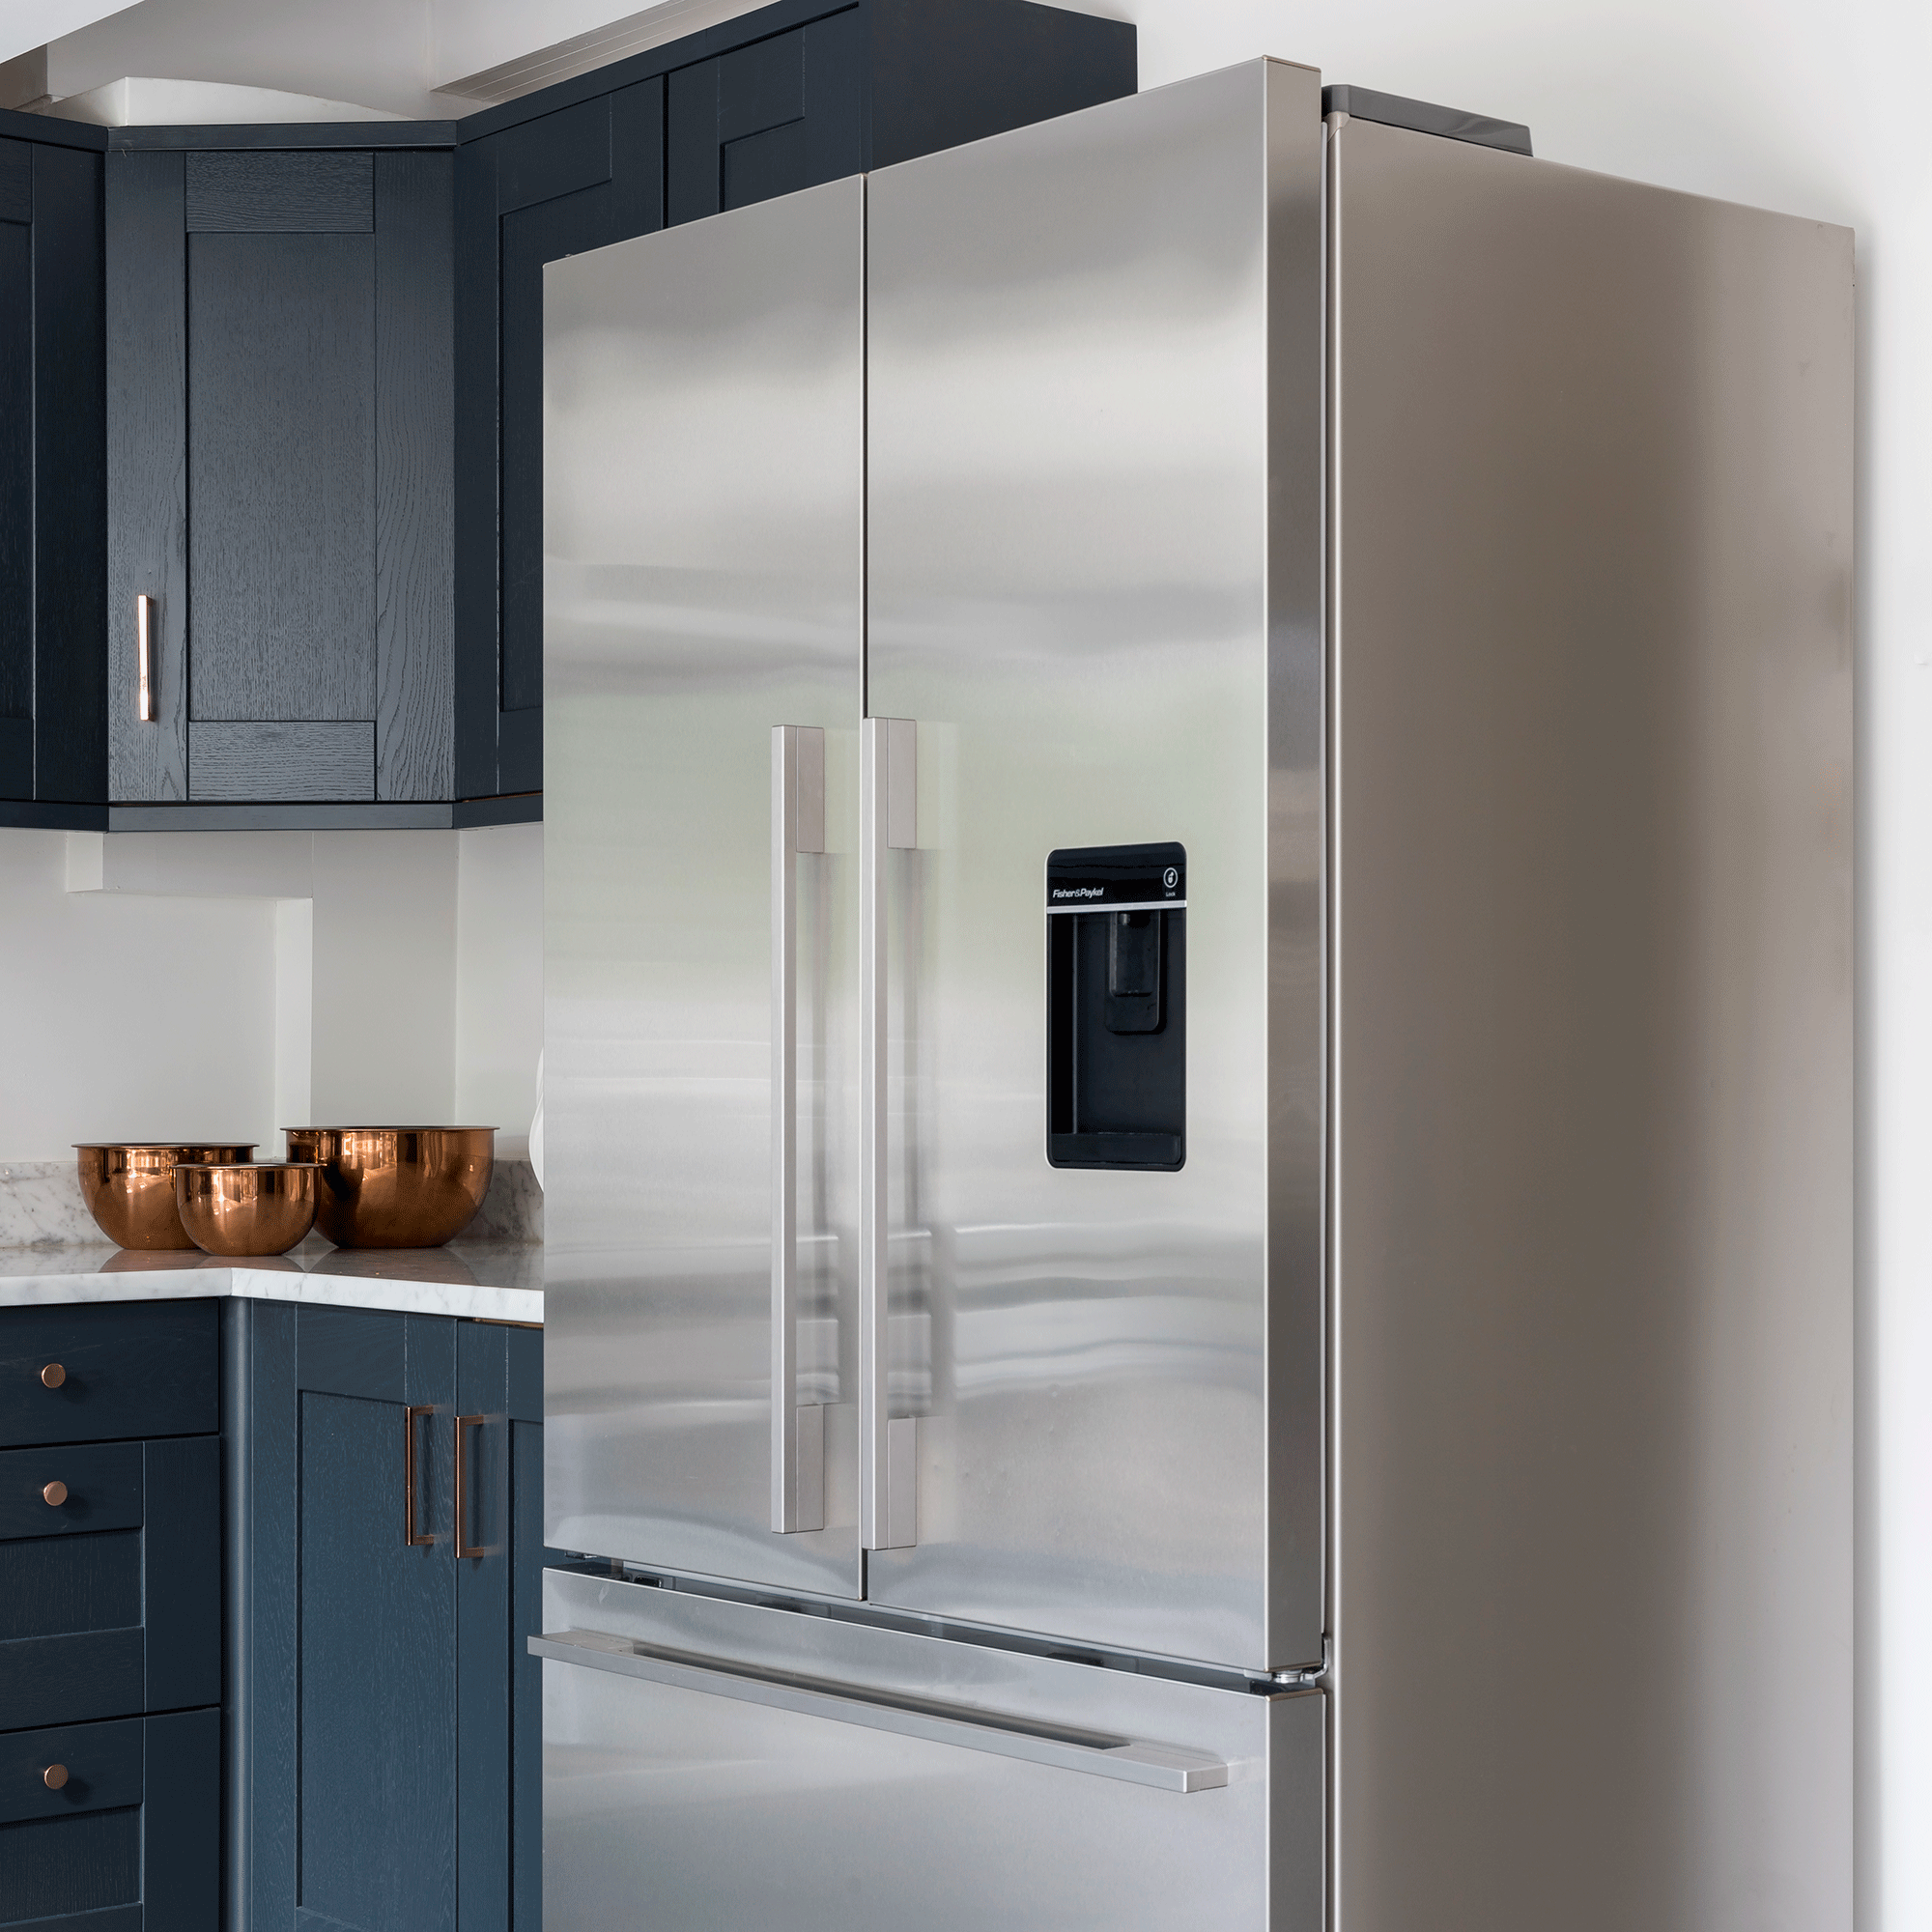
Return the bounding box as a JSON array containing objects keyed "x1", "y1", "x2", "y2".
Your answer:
[
  {"x1": 173, "y1": 1162, "x2": 320, "y2": 1257},
  {"x1": 283, "y1": 1127, "x2": 496, "y2": 1248},
  {"x1": 75, "y1": 1143, "x2": 258, "y2": 1249}
]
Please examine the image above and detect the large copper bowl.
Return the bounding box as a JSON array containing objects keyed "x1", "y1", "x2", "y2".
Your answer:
[
  {"x1": 173, "y1": 1162, "x2": 320, "y2": 1257},
  {"x1": 74, "y1": 1143, "x2": 257, "y2": 1249},
  {"x1": 283, "y1": 1127, "x2": 496, "y2": 1248}
]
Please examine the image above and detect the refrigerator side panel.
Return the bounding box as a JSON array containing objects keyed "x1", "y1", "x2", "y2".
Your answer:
[
  {"x1": 1263, "y1": 58, "x2": 1328, "y2": 1672},
  {"x1": 865, "y1": 59, "x2": 1322, "y2": 1673},
  {"x1": 1328, "y1": 120, "x2": 1854, "y2": 1931},
  {"x1": 539, "y1": 1568, "x2": 1278, "y2": 1932},
  {"x1": 543, "y1": 179, "x2": 866, "y2": 1598}
]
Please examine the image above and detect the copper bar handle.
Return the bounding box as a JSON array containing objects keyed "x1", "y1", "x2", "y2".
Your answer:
[
  {"x1": 770, "y1": 724, "x2": 826, "y2": 1534},
  {"x1": 404, "y1": 1404, "x2": 434, "y2": 1548},
  {"x1": 454, "y1": 1414, "x2": 486, "y2": 1559},
  {"x1": 135, "y1": 593, "x2": 156, "y2": 722},
  {"x1": 860, "y1": 717, "x2": 919, "y2": 1551}
]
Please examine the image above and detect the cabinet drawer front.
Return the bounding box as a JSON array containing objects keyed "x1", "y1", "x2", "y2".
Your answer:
[
  {"x1": 0, "y1": 1302, "x2": 217, "y2": 1447},
  {"x1": 0, "y1": 1709, "x2": 216, "y2": 1928},
  {"x1": 0, "y1": 1716, "x2": 142, "y2": 1825},
  {"x1": 0, "y1": 1442, "x2": 142, "y2": 1540},
  {"x1": 0, "y1": 1436, "x2": 217, "y2": 1730}
]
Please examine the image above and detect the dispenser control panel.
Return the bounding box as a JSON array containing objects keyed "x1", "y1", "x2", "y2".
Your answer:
[{"x1": 1045, "y1": 842, "x2": 1185, "y2": 1170}]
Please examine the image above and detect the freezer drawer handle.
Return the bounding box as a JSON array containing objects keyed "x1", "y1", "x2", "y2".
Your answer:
[
  {"x1": 530, "y1": 1627, "x2": 1229, "y2": 1794},
  {"x1": 772, "y1": 724, "x2": 827, "y2": 1534},
  {"x1": 860, "y1": 717, "x2": 919, "y2": 1550}
]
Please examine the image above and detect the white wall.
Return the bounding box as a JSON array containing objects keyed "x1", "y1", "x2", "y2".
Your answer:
[
  {"x1": 1, "y1": 823, "x2": 543, "y2": 1162},
  {"x1": 0, "y1": 827, "x2": 278, "y2": 1156},
  {"x1": 455, "y1": 820, "x2": 544, "y2": 1151}
]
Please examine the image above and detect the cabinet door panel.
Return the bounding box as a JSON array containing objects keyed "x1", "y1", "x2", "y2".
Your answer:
[
  {"x1": 106, "y1": 150, "x2": 188, "y2": 804},
  {"x1": 32, "y1": 141, "x2": 106, "y2": 807},
  {"x1": 374, "y1": 151, "x2": 455, "y2": 803},
  {"x1": 187, "y1": 229, "x2": 377, "y2": 724},
  {"x1": 0, "y1": 212, "x2": 29, "y2": 794},
  {"x1": 298, "y1": 1389, "x2": 456, "y2": 1932},
  {"x1": 185, "y1": 150, "x2": 373, "y2": 233},
  {"x1": 188, "y1": 719, "x2": 374, "y2": 801}
]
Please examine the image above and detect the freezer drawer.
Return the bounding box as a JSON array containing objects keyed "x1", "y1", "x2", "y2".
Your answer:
[{"x1": 539, "y1": 1568, "x2": 1321, "y2": 1930}]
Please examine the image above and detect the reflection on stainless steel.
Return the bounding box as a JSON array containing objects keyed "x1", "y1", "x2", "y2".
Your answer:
[
  {"x1": 1325, "y1": 114, "x2": 1854, "y2": 1930},
  {"x1": 860, "y1": 717, "x2": 919, "y2": 1550},
  {"x1": 539, "y1": 1568, "x2": 1319, "y2": 1931},
  {"x1": 75, "y1": 1143, "x2": 258, "y2": 1250},
  {"x1": 543, "y1": 177, "x2": 865, "y2": 1597},
  {"x1": 771, "y1": 724, "x2": 827, "y2": 1534},
  {"x1": 864, "y1": 62, "x2": 1323, "y2": 1668}
]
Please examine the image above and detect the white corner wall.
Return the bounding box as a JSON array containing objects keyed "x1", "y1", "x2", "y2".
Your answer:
[
  {"x1": 0, "y1": 828, "x2": 279, "y2": 1156},
  {"x1": 1, "y1": 822, "x2": 542, "y2": 1165},
  {"x1": 455, "y1": 820, "x2": 543, "y2": 1153}
]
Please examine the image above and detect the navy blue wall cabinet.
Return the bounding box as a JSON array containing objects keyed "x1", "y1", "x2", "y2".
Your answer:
[
  {"x1": 0, "y1": 112, "x2": 107, "y2": 833},
  {"x1": 19, "y1": 0, "x2": 1129, "y2": 830},
  {"x1": 233, "y1": 1299, "x2": 544, "y2": 1928},
  {"x1": 106, "y1": 145, "x2": 457, "y2": 820},
  {"x1": 453, "y1": 0, "x2": 1133, "y2": 804}
]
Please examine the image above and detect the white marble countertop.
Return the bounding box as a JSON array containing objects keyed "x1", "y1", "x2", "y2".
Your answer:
[{"x1": 0, "y1": 1237, "x2": 543, "y2": 1324}]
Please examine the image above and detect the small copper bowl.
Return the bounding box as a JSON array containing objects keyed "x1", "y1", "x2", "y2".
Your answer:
[
  {"x1": 173, "y1": 1162, "x2": 320, "y2": 1257},
  {"x1": 283, "y1": 1127, "x2": 496, "y2": 1249},
  {"x1": 75, "y1": 1144, "x2": 258, "y2": 1249}
]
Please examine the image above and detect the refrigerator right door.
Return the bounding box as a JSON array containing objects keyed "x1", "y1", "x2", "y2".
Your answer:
[{"x1": 862, "y1": 61, "x2": 1325, "y2": 1673}]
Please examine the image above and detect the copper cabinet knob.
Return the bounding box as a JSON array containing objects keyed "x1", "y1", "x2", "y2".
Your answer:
[
  {"x1": 43, "y1": 1481, "x2": 68, "y2": 1507},
  {"x1": 43, "y1": 1764, "x2": 68, "y2": 1790},
  {"x1": 41, "y1": 1363, "x2": 65, "y2": 1388}
]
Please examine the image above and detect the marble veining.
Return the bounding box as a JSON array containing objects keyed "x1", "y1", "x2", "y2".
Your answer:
[
  {"x1": 466, "y1": 1155, "x2": 544, "y2": 1244},
  {"x1": 0, "y1": 1160, "x2": 104, "y2": 1249}
]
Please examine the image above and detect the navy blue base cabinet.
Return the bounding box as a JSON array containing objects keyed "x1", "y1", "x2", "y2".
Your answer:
[
  {"x1": 0, "y1": 1300, "x2": 221, "y2": 1929},
  {"x1": 231, "y1": 1301, "x2": 544, "y2": 1930}
]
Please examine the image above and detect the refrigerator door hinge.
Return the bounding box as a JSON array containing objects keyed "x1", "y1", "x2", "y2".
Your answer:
[{"x1": 1269, "y1": 1636, "x2": 1331, "y2": 1689}]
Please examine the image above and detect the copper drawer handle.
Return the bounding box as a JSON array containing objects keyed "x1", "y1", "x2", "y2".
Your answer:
[
  {"x1": 454, "y1": 1415, "x2": 486, "y2": 1559},
  {"x1": 404, "y1": 1404, "x2": 435, "y2": 1548},
  {"x1": 135, "y1": 593, "x2": 156, "y2": 722},
  {"x1": 43, "y1": 1763, "x2": 68, "y2": 1791},
  {"x1": 41, "y1": 1363, "x2": 65, "y2": 1389},
  {"x1": 43, "y1": 1481, "x2": 68, "y2": 1508}
]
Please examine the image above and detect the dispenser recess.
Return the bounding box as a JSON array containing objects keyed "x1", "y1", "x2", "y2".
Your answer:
[{"x1": 1045, "y1": 842, "x2": 1185, "y2": 1169}]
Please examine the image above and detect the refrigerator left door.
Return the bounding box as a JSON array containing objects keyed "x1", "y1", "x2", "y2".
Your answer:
[{"x1": 543, "y1": 177, "x2": 866, "y2": 1598}]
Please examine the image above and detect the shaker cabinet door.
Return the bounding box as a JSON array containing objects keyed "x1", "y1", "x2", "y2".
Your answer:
[
  {"x1": 107, "y1": 148, "x2": 454, "y2": 810},
  {"x1": 0, "y1": 131, "x2": 105, "y2": 822},
  {"x1": 239, "y1": 1301, "x2": 543, "y2": 1931}
]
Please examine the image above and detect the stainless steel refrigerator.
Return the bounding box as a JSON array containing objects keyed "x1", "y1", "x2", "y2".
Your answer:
[{"x1": 539, "y1": 58, "x2": 1852, "y2": 1931}]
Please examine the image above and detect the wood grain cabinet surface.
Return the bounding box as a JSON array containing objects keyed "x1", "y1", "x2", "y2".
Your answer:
[
  {"x1": 234, "y1": 1300, "x2": 545, "y2": 1929},
  {"x1": 4, "y1": 0, "x2": 1129, "y2": 833},
  {"x1": 0, "y1": 125, "x2": 106, "y2": 829},
  {"x1": 0, "y1": 1300, "x2": 221, "y2": 1931}
]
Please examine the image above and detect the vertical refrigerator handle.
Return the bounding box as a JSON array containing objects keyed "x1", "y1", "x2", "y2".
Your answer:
[
  {"x1": 861, "y1": 718, "x2": 919, "y2": 1550},
  {"x1": 772, "y1": 725, "x2": 826, "y2": 1533}
]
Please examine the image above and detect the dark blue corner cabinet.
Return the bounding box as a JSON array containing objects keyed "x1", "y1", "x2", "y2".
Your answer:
[
  {"x1": 0, "y1": 1296, "x2": 544, "y2": 1929},
  {"x1": 0, "y1": 0, "x2": 1133, "y2": 834}
]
